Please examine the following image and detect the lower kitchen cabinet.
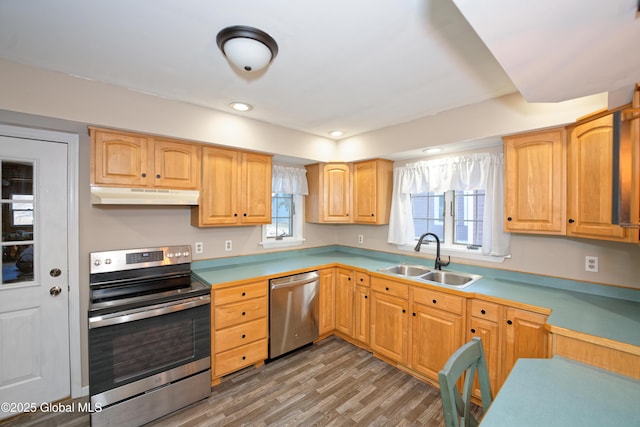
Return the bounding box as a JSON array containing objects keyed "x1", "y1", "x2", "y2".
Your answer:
[
  {"x1": 334, "y1": 268, "x2": 370, "y2": 345},
  {"x1": 370, "y1": 277, "x2": 409, "y2": 365},
  {"x1": 467, "y1": 298, "x2": 549, "y2": 397},
  {"x1": 353, "y1": 283, "x2": 370, "y2": 344},
  {"x1": 410, "y1": 287, "x2": 465, "y2": 381},
  {"x1": 318, "y1": 268, "x2": 336, "y2": 336},
  {"x1": 211, "y1": 280, "x2": 268, "y2": 385}
]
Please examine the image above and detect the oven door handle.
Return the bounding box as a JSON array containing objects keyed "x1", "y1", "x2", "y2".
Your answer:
[{"x1": 89, "y1": 295, "x2": 210, "y2": 329}]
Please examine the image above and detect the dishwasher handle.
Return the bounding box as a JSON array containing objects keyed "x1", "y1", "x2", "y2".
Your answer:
[{"x1": 270, "y1": 271, "x2": 319, "y2": 290}]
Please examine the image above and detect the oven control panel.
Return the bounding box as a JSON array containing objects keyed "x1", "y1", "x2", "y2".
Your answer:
[{"x1": 90, "y1": 245, "x2": 192, "y2": 274}]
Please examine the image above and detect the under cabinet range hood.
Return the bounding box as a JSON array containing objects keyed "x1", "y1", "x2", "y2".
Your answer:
[{"x1": 90, "y1": 186, "x2": 199, "y2": 205}]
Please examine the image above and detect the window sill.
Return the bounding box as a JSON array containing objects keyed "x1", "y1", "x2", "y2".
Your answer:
[
  {"x1": 397, "y1": 244, "x2": 509, "y2": 264},
  {"x1": 260, "y1": 238, "x2": 305, "y2": 249}
]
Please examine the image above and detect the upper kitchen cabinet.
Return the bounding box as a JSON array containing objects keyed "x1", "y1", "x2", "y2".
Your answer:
[
  {"x1": 192, "y1": 146, "x2": 272, "y2": 227},
  {"x1": 567, "y1": 114, "x2": 633, "y2": 242},
  {"x1": 305, "y1": 159, "x2": 393, "y2": 224},
  {"x1": 352, "y1": 159, "x2": 393, "y2": 224},
  {"x1": 90, "y1": 127, "x2": 200, "y2": 189},
  {"x1": 306, "y1": 163, "x2": 351, "y2": 223},
  {"x1": 503, "y1": 128, "x2": 566, "y2": 234}
]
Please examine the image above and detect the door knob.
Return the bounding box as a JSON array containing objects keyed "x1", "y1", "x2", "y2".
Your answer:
[
  {"x1": 50, "y1": 268, "x2": 62, "y2": 277},
  {"x1": 49, "y1": 286, "x2": 62, "y2": 297}
]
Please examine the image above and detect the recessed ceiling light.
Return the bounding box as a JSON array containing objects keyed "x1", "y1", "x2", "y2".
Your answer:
[
  {"x1": 230, "y1": 102, "x2": 253, "y2": 112},
  {"x1": 328, "y1": 130, "x2": 344, "y2": 138},
  {"x1": 422, "y1": 147, "x2": 443, "y2": 155}
]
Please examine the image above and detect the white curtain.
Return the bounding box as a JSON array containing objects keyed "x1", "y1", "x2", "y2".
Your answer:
[
  {"x1": 272, "y1": 165, "x2": 309, "y2": 195},
  {"x1": 387, "y1": 153, "x2": 510, "y2": 257}
]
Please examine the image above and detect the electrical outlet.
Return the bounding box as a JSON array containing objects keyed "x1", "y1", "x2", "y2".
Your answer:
[
  {"x1": 225, "y1": 240, "x2": 232, "y2": 251},
  {"x1": 358, "y1": 234, "x2": 364, "y2": 244},
  {"x1": 194, "y1": 242, "x2": 203, "y2": 254},
  {"x1": 585, "y1": 256, "x2": 598, "y2": 273}
]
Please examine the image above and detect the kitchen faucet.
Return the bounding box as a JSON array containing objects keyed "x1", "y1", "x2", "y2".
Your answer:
[{"x1": 414, "y1": 232, "x2": 450, "y2": 270}]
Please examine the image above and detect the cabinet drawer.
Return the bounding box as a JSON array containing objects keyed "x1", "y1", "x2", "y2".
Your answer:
[
  {"x1": 214, "y1": 281, "x2": 267, "y2": 306},
  {"x1": 412, "y1": 286, "x2": 464, "y2": 315},
  {"x1": 469, "y1": 299, "x2": 500, "y2": 322},
  {"x1": 355, "y1": 272, "x2": 370, "y2": 287},
  {"x1": 371, "y1": 277, "x2": 409, "y2": 299},
  {"x1": 214, "y1": 338, "x2": 267, "y2": 377},
  {"x1": 215, "y1": 297, "x2": 267, "y2": 329},
  {"x1": 214, "y1": 318, "x2": 268, "y2": 353}
]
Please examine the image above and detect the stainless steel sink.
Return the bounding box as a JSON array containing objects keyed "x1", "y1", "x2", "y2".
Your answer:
[
  {"x1": 377, "y1": 264, "x2": 432, "y2": 276},
  {"x1": 419, "y1": 270, "x2": 482, "y2": 288}
]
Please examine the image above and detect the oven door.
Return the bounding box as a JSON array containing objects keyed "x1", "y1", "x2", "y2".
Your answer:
[{"x1": 88, "y1": 295, "x2": 210, "y2": 400}]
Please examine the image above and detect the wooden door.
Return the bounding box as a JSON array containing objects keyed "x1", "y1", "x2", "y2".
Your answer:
[
  {"x1": 370, "y1": 291, "x2": 408, "y2": 364},
  {"x1": 194, "y1": 146, "x2": 239, "y2": 225},
  {"x1": 353, "y1": 285, "x2": 370, "y2": 344},
  {"x1": 352, "y1": 160, "x2": 377, "y2": 223},
  {"x1": 322, "y1": 163, "x2": 351, "y2": 222},
  {"x1": 318, "y1": 268, "x2": 336, "y2": 336},
  {"x1": 567, "y1": 115, "x2": 629, "y2": 241},
  {"x1": 153, "y1": 139, "x2": 200, "y2": 189},
  {"x1": 411, "y1": 304, "x2": 463, "y2": 380},
  {"x1": 240, "y1": 152, "x2": 272, "y2": 224},
  {"x1": 504, "y1": 129, "x2": 566, "y2": 234},
  {"x1": 503, "y1": 307, "x2": 548, "y2": 379},
  {"x1": 91, "y1": 129, "x2": 151, "y2": 187},
  {"x1": 334, "y1": 268, "x2": 354, "y2": 336},
  {"x1": 468, "y1": 316, "x2": 500, "y2": 397}
]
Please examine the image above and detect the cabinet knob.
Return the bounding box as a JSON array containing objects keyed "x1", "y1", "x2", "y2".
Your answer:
[
  {"x1": 360, "y1": 277, "x2": 364, "y2": 282},
  {"x1": 568, "y1": 219, "x2": 575, "y2": 223},
  {"x1": 412, "y1": 312, "x2": 416, "y2": 317},
  {"x1": 507, "y1": 217, "x2": 512, "y2": 221},
  {"x1": 470, "y1": 328, "x2": 476, "y2": 333},
  {"x1": 371, "y1": 213, "x2": 375, "y2": 217},
  {"x1": 242, "y1": 311, "x2": 246, "y2": 316},
  {"x1": 234, "y1": 213, "x2": 238, "y2": 217},
  {"x1": 242, "y1": 356, "x2": 246, "y2": 360},
  {"x1": 243, "y1": 213, "x2": 247, "y2": 217},
  {"x1": 432, "y1": 299, "x2": 437, "y2": 304},
  {"x1": 402, "y1": 309, "x2": 406, "y2": 313},
  {"x1": 385, "y1": 287, "x2": 389, "y2": 291},
  {"x1": 141, "y1": 173, "x2": 147, "y2": 178},
  {"x1": 481, "y1": 309, "x2": 486, "y2": 315},
  {"x1": 346, "y1": 213, "x2": 349, "y2": 216},
  {"x1": 364, "y1": 295, "x2": 368, "y2": 299},
  {"x1": 507, "y1": 319, "x2": 513, "y2": 325},
  {"x1": 156, "y1": 174, "x2": 161, "y2": 179},
  {"x1": 241, "y1": 292, "x2": 246, "y2": 297},
  {"x1": 242, "y1": 334, "x2": 246, "y2": 339}
]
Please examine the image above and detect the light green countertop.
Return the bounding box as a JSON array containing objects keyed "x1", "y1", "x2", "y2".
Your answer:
[
  {"x1": 192, "y1": 245, "x2": 640, "y2": 348},
  {"x1": 480, "y1": 357, "x2": 640, "y2": 426}
]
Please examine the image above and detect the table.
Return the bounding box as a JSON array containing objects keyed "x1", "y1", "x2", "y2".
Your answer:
[{"x1": 480, "y1": 356, "x2": 640, "y2": 426}]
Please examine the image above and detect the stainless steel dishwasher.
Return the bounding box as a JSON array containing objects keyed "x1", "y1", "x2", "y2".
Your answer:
[{"x1": 269, "y1": 271, "x2": 319, "y2": 358}]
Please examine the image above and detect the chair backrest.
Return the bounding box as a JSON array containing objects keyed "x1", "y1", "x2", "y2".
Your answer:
[{"x1": 438, "y1": 337, "x2": 493, "y2": 427}]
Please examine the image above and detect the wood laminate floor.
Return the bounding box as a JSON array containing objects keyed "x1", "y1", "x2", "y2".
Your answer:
[{"x1": 1, "y1": 336, "x2": 480, "y2": 426}]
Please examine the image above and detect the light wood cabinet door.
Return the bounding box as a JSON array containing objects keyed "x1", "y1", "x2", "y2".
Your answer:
[
  {"x1": 567, "y1": 114, "x2": 630, "y2": 241},
  {"x1": 195, "y1": 146, "x2": 239, "y2": 225},
  {"x1": 411, "y1": 303, "x2": 464, "y2": 381},
  {"x1": 468, "y1": 316, "x2": 500, "y2": 397},
  {"x1": 352, "y1": 159, "x2": 393, "y2": 224},
  {"x1": 153, "y1": 138, "x2": 200, "y2": 189},
  {"x1": 370, "y1": 290, "x2": 408, "y2": 364},
  {"x1": 334, "y1": 268, "x2": 354, "y2": 337},
  {"x1": 322, "y1": 163, "x2": 351, "y2": 222},
  {"x1": 503, "y1": 129, "x2": 566, "y2": 234},
  {"x1": 240, "y1": 152, "x2": 272, "y2": 224},
  {"x1": 318, "y1": 268, "x2": 336, "y2": 336},
  {"x1": 353, "y1": 285, "x2": 370, "y2": 344},
  {"x1": 502, "y1": 307, "x2": 548, "y2": 379},
  {"x1": 91, "y1": 129, "x2": 152, "y2": 187}
]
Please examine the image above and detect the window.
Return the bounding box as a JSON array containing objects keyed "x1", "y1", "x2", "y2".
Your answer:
[
  {"x1": 11, "y1": 194, "x2": 34, "y2": 226},
  {"x1": 411, "y1": 190, "x2": 485, "y2": 251},
  {"x1": 261, "y1": 193, "x2": 304, "y2": 248}
]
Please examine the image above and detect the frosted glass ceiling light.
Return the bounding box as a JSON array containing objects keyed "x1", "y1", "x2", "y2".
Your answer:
[
  {"x1": 217, "y1": 26, "x2": 278, "y2": 72},
  {"x1": 230, "y1": 102, "x2": 253, "y2": 112}
]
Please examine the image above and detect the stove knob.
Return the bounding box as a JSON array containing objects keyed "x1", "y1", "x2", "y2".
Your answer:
[
  {"x1": 183, "y1": 251, "x2": 190, "y2": 257},
  {"x1": 105, "y1": 258, "x2": 112, "y2": 265},
  {"x1": 94, "y1": 259, "x2": 101, "y2": 266},
  {"x1": 167, "y1": 252, "x2": 174, "y2": 258}
]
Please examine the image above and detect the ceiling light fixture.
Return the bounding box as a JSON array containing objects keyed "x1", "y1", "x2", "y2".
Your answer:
[
  {"x1": 423, "y1": 147, "x2": 443, "y2": 155},
  {"x1": 217, "y1": 25, "x2": 278, "y2": 72},
  {"x1": 230, "y1": 102, "x2": 253, "y2": 112},
  {"x1": 328, "y1": 130, "x2": 344, "y2": 138}
]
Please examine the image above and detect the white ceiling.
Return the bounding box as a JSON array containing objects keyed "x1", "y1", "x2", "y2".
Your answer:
[{"x1": 0, "y1": 0, "x2": 637, "y2": 140}]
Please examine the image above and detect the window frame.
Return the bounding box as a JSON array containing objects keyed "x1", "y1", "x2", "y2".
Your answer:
[{"x1": 261, "y1": 193, "x2": 305, "y2": 249}]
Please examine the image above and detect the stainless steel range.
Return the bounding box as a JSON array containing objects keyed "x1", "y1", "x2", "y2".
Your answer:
[{"x1": 88, "y1": 245, "x2": 210, "y2": 427}]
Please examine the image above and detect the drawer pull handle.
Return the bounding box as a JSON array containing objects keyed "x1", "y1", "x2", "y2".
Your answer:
[
  {"x1": 242, "y1": 356, "x2": 246, "y2": 360},
  {"x1": 385, "y1": 287, "x2": 390, "y2": 291},
  {"x1": 481, "y1": 309, "x2": 486, "y2": 315},
  {"x1": 432, "y1": 299, "x2": 437, "y2": 304},
  {"x1": 242, "y1": 311, "x2": 246, "y2": 316},
  {"x1": 242, "y1": 292, "x2": 246, "y2": 297},
  {"x1": 241, "y1": 334, "x2": 246, "y2": 339}
]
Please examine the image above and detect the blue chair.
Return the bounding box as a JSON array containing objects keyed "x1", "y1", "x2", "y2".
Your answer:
[{"x1": 438, "y1": 337, "x2": 493, "y2": 427}]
